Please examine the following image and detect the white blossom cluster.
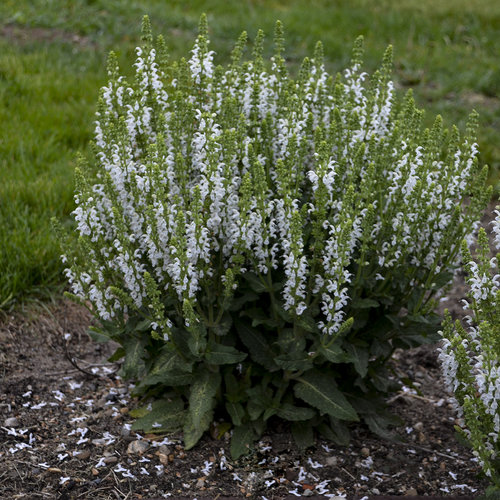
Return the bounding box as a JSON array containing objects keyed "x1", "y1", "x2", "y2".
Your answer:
[
  {"x1": 62, "y1": 17, "x2": 487, "y2": 341},
  {"x1": 438, "y1": 209, "x2": 500, "y2": 482}
]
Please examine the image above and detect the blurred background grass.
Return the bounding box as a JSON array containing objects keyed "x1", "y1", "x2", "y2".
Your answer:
[{"x1": 1, "y1": 0, "x2": 499, "y2": 310}]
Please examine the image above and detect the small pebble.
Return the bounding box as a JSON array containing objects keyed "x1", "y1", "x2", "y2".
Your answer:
[
  {"x1": 414, "y1": 421, "x2": 424, "y2": 431},
  {"x1": 74, "y1": 450, "x2": 91, "y2": 460},
  {"x1": 360, "y1": 447, "x2": 370, "y2": 457},
  {"x1": 326, "y1": 456, "x2": 338, "y2": 466},
  {"x1": 4, "y1": 417, "x2": 19, "y2": 427},
  {"x1": 158, "y1": 444, "x2": 171, "y2": 455},
  {"x1": 103, "y1": 456, "x2": 118, "y2": 464},
  {"x1": 127, "y1": 439, "x2": 149, "y2": 455},
  {"x1": 404, "y1": 488, "x2": 418, "y2": 496}
]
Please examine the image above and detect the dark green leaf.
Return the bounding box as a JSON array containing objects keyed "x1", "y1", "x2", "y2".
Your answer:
[
  {"x1": 351, "y1": 297, "x2": 379, "y2": 309},
  {"x1": 121, "y1": 336, "x2": 146, "y2": 379},
  {"x1": 184, "y1": 408, "x2": 213, "y2": 450},
  {"x1": 188, "y1": 369, "x2": 220, "y2": 430},
  {"x1": 241, "y1": 272, "x2": 267, "y2": 293},
  {"x1": 294, "y1": 371, "x2": 359, "y2": 422},
  {"x1": 296, "y1": 313, "x2": 320, "y2": 334},
  {"x1": 205, "y1": 340, "x2": 247, "y2": 365},
  {"x1": 319, "y1": 342, "x2": 346, "y2": 363},
  {"x1": 277, "y1": 403, "x2": 316, "y2": 421},
  {"x1": 211, "y1": 313, "x2": 233, "y2": 336},
  {"x1": 226, "y1": 402, "x2": 245, "y2": 426},
  {"x1": 139, "y1": 348, "x2": 193, "y2": 387},
  {"x1": 364, "y1": 413, "x2": 402, "y2": 441},
  {"x1": 230, "y1": 423, "x2": 255, "y2": 459},
  {"x1": 317, "y1": 418, "x2": 351, "y2": 446},
  {"x1": 235, "y1": 319, "x2": 278, "y2": 371},
  {"x1": 274, "y1": 355, "x2": 313, "y2": 371},
  {"x1": 187, "y1": 327, "x2": 207, "y2": 357},
  {"x1": 87, "y1": 326, "x2": 112, "y2": 343},
  {"x1": 107, "y1": 346, "x2": 125, "y2": 363},
  {"x1": 291, "y1": 421, "x2": 314, "y2": 450},
  {"x1": 228, "y1": 290, "x2": 259, "y2": 311},
  {"x1": 131, "y1": 398, "x2": 185, "y2": 433},
  {"x1": 343, "y1": 343, "x2": 369, "y2": 378}
]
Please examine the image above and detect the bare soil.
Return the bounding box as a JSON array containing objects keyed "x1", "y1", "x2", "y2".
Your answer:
[{"x1": 0, "y1": 202, "x2": 497, "y2": 499}]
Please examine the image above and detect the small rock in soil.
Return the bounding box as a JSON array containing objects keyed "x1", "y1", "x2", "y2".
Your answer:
[
  {"x1": 4, "y1": 416, "x2": 19, "y2": 427},
  {"x1": 127, "y1": 439, "x2": 149, "y2": 455}
]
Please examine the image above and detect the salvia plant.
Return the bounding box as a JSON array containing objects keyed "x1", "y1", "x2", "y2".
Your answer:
[
  {"x1": 57, "y1": 15, "x2": 491, "y2": 458},
  {"x1": 439, "y1": 208, "x2": 500, "y2": 492}
]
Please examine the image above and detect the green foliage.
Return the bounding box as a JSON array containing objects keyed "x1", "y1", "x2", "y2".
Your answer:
[
  {"x1": 58, "y1": 17, "x2": 490, "y2": 457},
  {"x1": 439, "y1": 211, "x2": 500, "y2": 487}
]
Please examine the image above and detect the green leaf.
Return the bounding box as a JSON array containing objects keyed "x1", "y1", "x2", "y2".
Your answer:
[
  {"x1": 187, "y1": 327, "x2": 207, "y2": 357},
  {"x1": 235, "y1": 319, "x2": 278, "y2": 371},
  {"x1": 184, "y1": 408, "x2": 213, "y2": 450},
  {"x1": 364, "y1": 413, "x2": 402, "y2": 441},
  {"x1": 188, "y1": 369, "x2": 220, "y2": 430},
  {"x1": 296, "y1": 313, "x2": 320, "y2": 334},
  {"x1": 139, "y1": 348, "x2": 193, "y2": 387},
  {"x1": 131, "y1": 398, "x2": 185, "y2": 432},
  {"x1": 129, "y1": 406, "x2": 150, "y2": 418},
  {"x1": 230, "y1": 423, "x2": 255, "y2": 459},
  {"x1": 241, "y1": 272, "x2": 267, "y2": 293},
  {"x1": 317, "y1": 418, "x2": 351, "y2": 446},
  {"x1": 212, "y1": 313, "x2": 233, "y2": 336},
  {"x1": 351, "y1": 297, "x2": 379, "y2": 309},
  {"x1": 108, "y1": 346, "x2": 125, "y2": 363},
  {"x1": 226, "y1": 401, "x2": 245, "y2": 426},
  {"x1": 319, "y1": 342, "x2": 346, "y2": 363},
  {"x1": 228, "y1": 290, "x2": 259, "y2": 311},
  {"x1": 277, "y1": 403, "x2": 316, "y2": 421},
  {"x1": 205, "y1": 340, "x2": 247, "y2": 365},
  {"x1": 121, "y1": 336, "x2": 146, "y2": 379},
  {"x1": 294, "y1": 371, "x2": 359, "y2": 422},
  {"x1": 343, "y1": 343, "x2": 369, "y2": 378},
  {"x1": 291, "y1": 421, "x2": 314, "y2": 450},
  {"x1": 87, "y1": 326, "x2": 112, "y2": 343},
  {"x1": 274, "y1": 354, "x2": 313, "y2": 371}
]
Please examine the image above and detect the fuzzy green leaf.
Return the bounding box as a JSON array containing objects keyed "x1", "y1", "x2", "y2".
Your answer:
[
  {"x1": 291, "y1": 421, "x2": 314, "y2": 450},
  {"x1": 274, "y1": 355, "x2": 313, "y2": 371},
  {"x1": 139, "y1": 348, "x2": 193, "y2": 387},
  {"x1": 351, "y1": 298, "x2": 380, "y2": 309},
  {"x1": 319, "y1": 342, "x2": 346, "y2": 363},
  {"x1": 277, "y1": 403, "x2": 316, "y2": 421},
  {"x1": 294, "y1": 371, "x2": 359, "y2": 422},
  {"x1": 230, "y1": 423, "x2": 255, "y2": 459},
  {"x1": 241, "y1": 272, "x2": 267, "y2": 293},
  {"x1": 235, "y1": 319, "x2": 278, "y2": 371},
  {"x1": 205, "y1": 340, "x2": 247, "y2": 365},
  {"x1": 188, "y1": 369, "x2": 220, "y2": 430},
  {"x1": 184, "y1": 408, "x2": 214, "y2": 450},
  {"x1": 131, "y1": 398, "x2": 185, "y2": 432},
  {"x1": 121, "y1": 336, "x2": 146, "y2": 379},
  {"x1": 226, "y1": 401, "x2": 246, "y2": 426},
  {"x1": 343, "y1": 343, "x2": 369, "y2": 377},
  {"x1": 317, "y1": 417, "x2": 351, "y2": 446}
]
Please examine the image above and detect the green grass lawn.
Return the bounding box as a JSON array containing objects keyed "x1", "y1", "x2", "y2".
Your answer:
[{"x1": 1, "y1": 0, "x2": 499, "y2": 310}]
